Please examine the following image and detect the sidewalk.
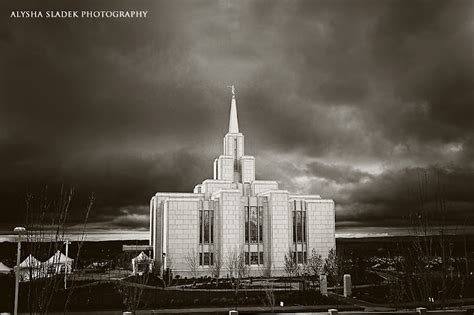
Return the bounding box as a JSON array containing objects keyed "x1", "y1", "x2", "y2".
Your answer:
[
  {"x1": 28, "y1": 304, "x2": 362, "y2": 315},
  {"x1": 142, "y1": 304, "x2": 362, "y2": 314}
]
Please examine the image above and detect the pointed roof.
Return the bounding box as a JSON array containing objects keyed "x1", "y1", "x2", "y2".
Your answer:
[
  {"x1": 46, "y1": 250, "x2": 73, "y2": 265},
  {"x1": 0, "y1": 262, "x2": 12, "y2": 274},
  {"x1": 20, "y1": 254, "x2": 41, "y2": 268},
  {"x1": 132, "y1": 251, "x2": 151, "y2": 262},
  {"x1": 228, "y1": 86, "x2": 239, "y2": 134}
]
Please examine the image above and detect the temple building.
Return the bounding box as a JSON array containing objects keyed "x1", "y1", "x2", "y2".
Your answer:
[{"x1": 149, "y1": 87, "x2": 335, "y2": 276}]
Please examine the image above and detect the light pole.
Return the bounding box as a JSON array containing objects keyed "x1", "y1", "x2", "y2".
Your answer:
[
  {"x1": 13, "y1": 226, "x2": 26, "y2": 315},
  {"x1": 64, "y1": 240, "x2": 70, "y2": 289}
]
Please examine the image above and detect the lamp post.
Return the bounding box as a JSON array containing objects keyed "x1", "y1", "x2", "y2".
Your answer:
[
  {"x1": 64, "y1": 240, "x2": 70, "y2": 289},
  {"x1": 13, "y1": 226, "x2": 26, "y2": 315}
]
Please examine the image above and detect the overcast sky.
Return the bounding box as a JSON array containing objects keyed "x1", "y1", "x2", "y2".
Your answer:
[{"x1": 1, "y1": 0, "x2": 473, "y2": 232}]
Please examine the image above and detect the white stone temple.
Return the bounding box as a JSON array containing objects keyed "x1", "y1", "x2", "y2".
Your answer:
[{"x1": 149, "y1": 87, "x2": 335, "y2": 277}]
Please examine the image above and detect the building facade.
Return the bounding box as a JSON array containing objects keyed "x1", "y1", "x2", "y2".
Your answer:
[{"x1": 149, "y1": 88, "x2": 335, "y2": 277}]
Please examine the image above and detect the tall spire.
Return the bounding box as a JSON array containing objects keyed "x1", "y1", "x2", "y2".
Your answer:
[{"x1": 227, "y1": 85, "x2": 239, "y2": 133}]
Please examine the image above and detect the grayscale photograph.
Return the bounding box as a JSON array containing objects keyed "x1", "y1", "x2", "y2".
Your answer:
[{"x1": 0, "y1": 0, "x2": 473, "y2": 314}]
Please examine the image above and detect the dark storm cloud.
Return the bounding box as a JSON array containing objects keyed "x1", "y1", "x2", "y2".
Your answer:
[
  {"x1": 335, "y1": 165, "x2": 474, "y2": 226},
  {"x1": 0, "y1": 148, "x2": 213, "y2": 227},
  {"x1": 267, "y1": 159, "x2": 474, "y2": 227},
  {"x1": 0, "y1": 0, "x2": 473, "y2": 230},
  {"x1": 305, "y1": 161, "x2": 372, "y2": 185}
]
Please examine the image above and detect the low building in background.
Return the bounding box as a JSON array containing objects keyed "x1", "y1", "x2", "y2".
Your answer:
[
  {"x1": 149, "y1": 87, "x2": 336, "y2": 277},
  {"x1": 131, "y1": 251, "x2": 153, "y2": 275}
]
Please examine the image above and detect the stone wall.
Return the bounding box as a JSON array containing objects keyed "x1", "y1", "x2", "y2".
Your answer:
[
  {"x1": 240, "y1": 156, "x2": 255, "y2": 183},
  {"x1": 165, "y1": 198, "x2": 201, "y2": 273},
  {"x1": 215, "y1": 190, "x2": 244, "y2": 268},
  {"x1": 306, "y1": 199, "x2": 336, "y2": 259},
  {"x1": 263, "y1": 190, "x2": 291, "y2": 272}
]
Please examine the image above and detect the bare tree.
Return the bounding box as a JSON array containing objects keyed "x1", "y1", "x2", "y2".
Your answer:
[
  {"x1": 284, "y1": 249, "x2": 300, "y2": 288},
  {"x1": 22, "y1": 185, "x2": 93, "y2": 314},
  {"x1": 163, "y1": 255, "x2": 174, "y2": 287},
  {"x1": 393, "y1": 170, "x2": 463, "y2": 307},
  {"x1": 263, "y1": 283, "x2": 275, "y2": 312},
  {"x1": 225, "y1": 249, "x2": 239, "y2": 278},
  {"x1": 235, "y1": 251, "x2": 249, "y2": 295},
  {"x1": 225, "y1": 248, "x2": 248, "y2": 295},
  {"x1": 323, "y1": 248, "x2": 344, "y2": 288},
  {"x1": 63, "y1": 194, "x2": 93, "y2": 311},
  {"x1": 185, "y1": 249, "x2": 200, "y2": 279},
  {"x1": 304, "y1": 249, "x2": 323, "y2": 289},
  {"x1": 209, "y1": 251, "x2": 222, "y2": 287}
]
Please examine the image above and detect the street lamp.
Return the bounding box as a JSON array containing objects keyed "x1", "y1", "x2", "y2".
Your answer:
[
  {"x1": 64, "y1": 240, "x2": 71, "y2": 289},
  {"x1": 13, "y1": 226, "x2": 26, "y2": 315}
]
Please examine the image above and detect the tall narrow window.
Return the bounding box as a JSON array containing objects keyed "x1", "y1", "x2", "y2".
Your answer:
[
  {"x1": 244, "y1": 200, "x2": 264, "y2": 266},
  {"x1": 292, "y1": 201, "x2": 308, "y2": 264},
  {"x1": 296, "y1": 211, "x2": 302, "y2": 242},
  {"x1": 302, "y1": 211, "x2": 306, "y2": 242},
  {"x1": 199, "y1": 211, "x2": 203, "y2": 243},
  {"x1": 210, "y1": 211, "x2": 214, "y2": 243},
  {"x1": 199, "y1": 207, "x2": 215, "y2": 266},
  {"x1": 199, "y1": 210, "x2": 214, "y2": 244},
  {"x1": 204, "y1": 211, "x2": 210, "y2": 243},
  {"x1": 245, "y1": 206, "x2": 249, "y2": 243},
  {"x1": 250, "y1": 206, "x2": 258, "y2": 243},
  {"x1": 292, "y1": 211, "x2": 296, "y2": 242}
]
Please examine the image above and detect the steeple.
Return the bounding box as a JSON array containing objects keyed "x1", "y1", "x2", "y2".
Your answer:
[{"x1": 228, "y1": 85, "x2": 239, "y2": 134}]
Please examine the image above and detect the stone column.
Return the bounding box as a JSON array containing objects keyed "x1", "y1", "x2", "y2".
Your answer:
[
  {"x1": 320, "y1": 274, "x2": 328, "y2": 296},
  {"x1": 343, "y1": 274, "x2": 352, "y2": 297}
]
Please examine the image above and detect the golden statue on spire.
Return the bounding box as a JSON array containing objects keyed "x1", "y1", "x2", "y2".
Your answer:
[{"x1": 227, "y1": 85, "x2": 235, "y2": 97}]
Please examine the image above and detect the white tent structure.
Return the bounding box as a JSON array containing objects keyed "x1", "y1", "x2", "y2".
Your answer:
[
  {"x1": 131, "y1": 251, "x2": 153, "y2": 275},
  {"x1": 0, "y1": 262, "x2": 12, "y2": 274},
  {"x1": 20, "y1": 254, "x2": 41, "y2": 268},
  {"x1": 44, "y1": 250, "x2": 74, "y2": 275},
  {"x1": 19, "y1": 254, "x2": 43, "y2": 281}
]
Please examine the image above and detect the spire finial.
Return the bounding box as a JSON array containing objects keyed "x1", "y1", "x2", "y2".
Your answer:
[
  {"x1": 227, "y1": 85, "x2": 239, "y2": 133},
  {"x1": 227, "y1": 85, "x2": 235, "y2": 98}
]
